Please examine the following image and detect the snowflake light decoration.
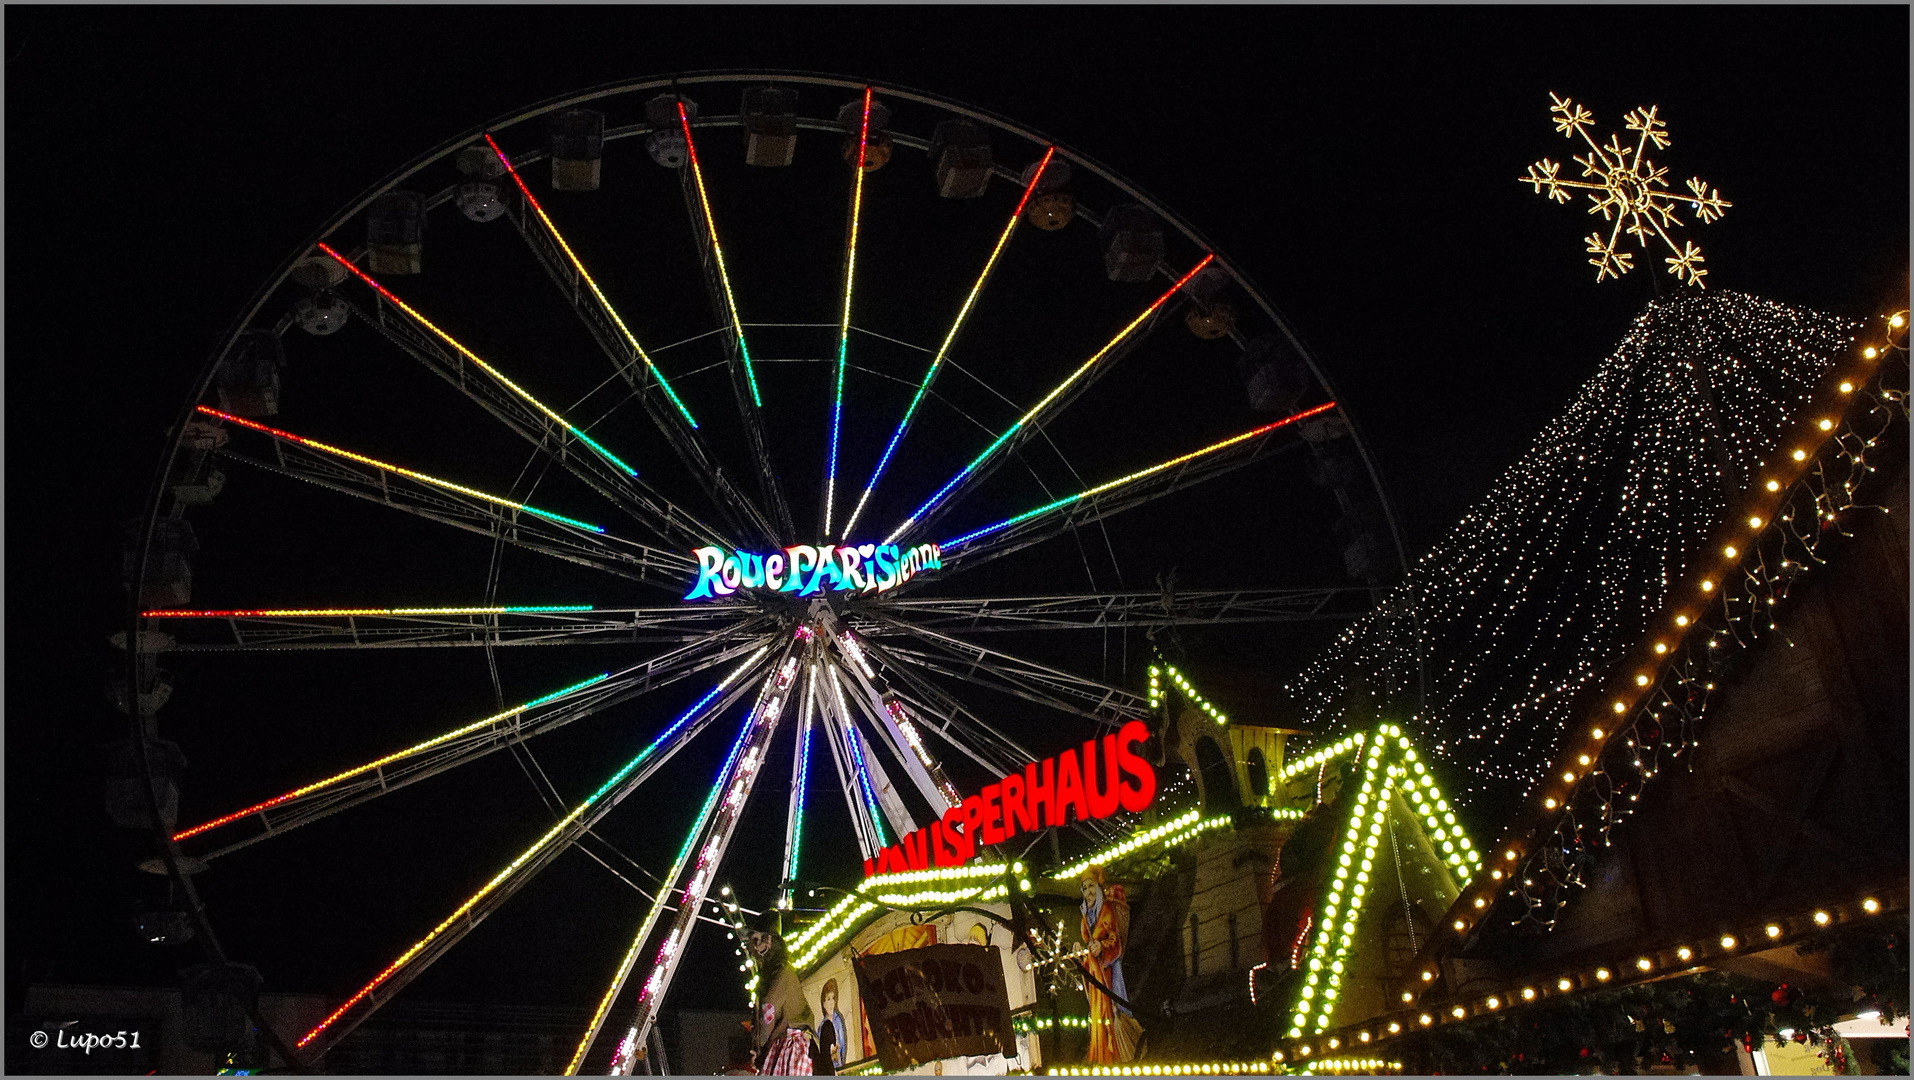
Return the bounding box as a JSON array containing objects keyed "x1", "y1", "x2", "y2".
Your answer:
[{"x1": 1521, "y1": 92, "x2": 1731, "y2": 287}]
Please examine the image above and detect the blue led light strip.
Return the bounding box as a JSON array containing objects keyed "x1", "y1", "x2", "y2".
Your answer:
[
  {"x1": 840, "y1": 146, "x2": 1057, "y2": 541},
  {"x1": 942, "y1": 401, "x2": 1337, "y2": 549},
  {"x1": 886, "y1": 255, "x2": 1215, "y2": 545}
]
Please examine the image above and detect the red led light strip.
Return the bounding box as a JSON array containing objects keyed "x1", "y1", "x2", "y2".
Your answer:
[
  {"x1": 314, "y1": 243, "x2": 640, "y2": 476},
  {"x1": 888, "y1": 254, "x2": 1217, "y2": 544},
  {"x1": 480, "y1": 134, "x2": 700, "y2": 430},
  {"x1": 840, "y1": 145, "x2": 1057, "y2": 540},
  {"x1": 195, "y1": 406, "x2": 604, "y2": 533}
]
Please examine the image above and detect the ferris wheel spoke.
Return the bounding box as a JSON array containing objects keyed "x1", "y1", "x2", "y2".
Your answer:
[
  {"x1": 582, "y1": 640, "x2": 809, "y2": 1075},
  {"x1": 319, "y1": 255, "x2": 731, "y2": 552},
  {"x1": 935, "y1": 401, "x2": 1338, "y2": 576},
  {"x1": 676, "y1": 100, "x2": 797, "y2": 540},
  {"x1": 777, "y1": 666, "x2": 819, "y2": 907},
  {"x1": 829, "y1": 646, "x2": 955, "y2": 816},
  {"x1": 821, "y1": 86, "x2": 875, "y2": 536},
  {"x1": 180, "y1": 626, "x2": 778, "y2": 860},
  {"x1": 840, "y1": 146, "x2": 1058, "y2": 540},
  {"x1": 485, "y1": 135, "x2": 781, "y2": 547},
  {"x1": 822, "y1": 657, "x2": 921, "y2": 841},
  {"x1": 883, "y1": 255, "x2": 1217, "y2": 546},
  {"x1": 831, "y1": 624, "x2": 965, "y2": 808},
  {"x1": 864, "y1": 614, "x2": 1150, "y2": 724},
  {"x1": 870, "y1": 588, "x2": 1373, "y2": 633},
  {"x1": 808, "y1": 661, "x2": 887, "y2": 860},
  {"x1": 146, "y1": 603, "x2": 756, "y2": 651},
  {"x1": 205, "y1": 415, "x2": 690, "y2": 589},
  {"x1": 292, "y1": 644, "x2": 779, "y2": 1060},
  {"x1": 848, "y1": 637, "x2": 1039, "y2": 776}
]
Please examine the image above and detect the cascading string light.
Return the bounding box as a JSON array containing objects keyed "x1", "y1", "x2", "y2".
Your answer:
[
  {"x1": 1488, "y1": 309, "x2": 1908, "y2": 930},
  {"x1": 1287, "y1": 292, "x2": 1863, "y2": 832}
]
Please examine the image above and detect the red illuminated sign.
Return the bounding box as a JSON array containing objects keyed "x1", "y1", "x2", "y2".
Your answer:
[{"x1": 862, "y1": 720, "x2": 1156, "y2": 877}]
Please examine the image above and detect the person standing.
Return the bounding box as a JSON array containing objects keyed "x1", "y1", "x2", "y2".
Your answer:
[{"x1": 747, "y1": 910, "x2": 824, "y2": 1075}]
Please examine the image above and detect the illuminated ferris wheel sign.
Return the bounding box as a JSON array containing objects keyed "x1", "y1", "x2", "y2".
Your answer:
[{"x1": 683, "y1": 542, "x2": 943, "y2": 600}]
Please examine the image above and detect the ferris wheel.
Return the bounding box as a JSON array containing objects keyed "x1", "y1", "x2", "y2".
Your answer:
[{"x1": 119, "y1": 71, "x2": 1407, "y2": 1073}]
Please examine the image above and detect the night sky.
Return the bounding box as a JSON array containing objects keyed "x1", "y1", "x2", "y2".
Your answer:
[{"x1": 8, "y1": 4, "x2": 1906, "y2": 1036}]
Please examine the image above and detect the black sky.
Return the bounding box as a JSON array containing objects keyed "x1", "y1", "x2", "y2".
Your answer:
[{"x1": 7, "y1": 3, "x2": 1906, "y2": 1028}]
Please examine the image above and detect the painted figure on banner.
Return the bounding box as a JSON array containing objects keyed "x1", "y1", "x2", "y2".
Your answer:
[
  {"x1": 817, "y1": 978, "x2": 847, "y2": 1070},
  {"x1": 857, "y1": 922, "x2": 939, "y2": 1060},
  {"x1": 1079, "y1": 866, "x2": 1143, "y2": 1064}
]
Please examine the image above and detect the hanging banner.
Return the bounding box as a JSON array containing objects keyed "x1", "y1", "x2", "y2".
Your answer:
[{"x1": 852, "y1": 942, "x2": 1015, "y2": 1070}]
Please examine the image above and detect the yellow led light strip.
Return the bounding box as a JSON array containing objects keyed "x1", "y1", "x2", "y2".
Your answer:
[
  {"x1": 839, "y1": 145, "x2": 1059, "y2": 541},
  {"x1": 299, "y1": 647, "x2": 769, "y2": 1051},
  {"x1": 315, "y1": 243, "x2": 641, "y2": 477},
  {"x1": 1149, "y1": 662, "x2": 1230, "y2": 725},
  {"x1": 173, "y1": 673, "x2": 611, "y2": 841},
  {"x1": 886, "y1": 255, "x2": 1217, "y2": 545},
  {"x1": 677, "y1": 100, "x2": 762, "y2": 408},
  {"x1": 482, "y1": 133, "x2": 699, "y2": 430},
  {"x1": 788, "y1": 862, "x2": 1019, "y2": 971},
  {"x1": 197, "y1": 406, "x2": 604, "y2": 534},
  {"x1": 1050, "y1": 808, "x2": 1224, "y2": 883}
]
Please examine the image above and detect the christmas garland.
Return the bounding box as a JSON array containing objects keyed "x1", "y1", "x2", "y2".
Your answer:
[{"x1": 1382, "y1": 917, "x2": 1905, "y2": 1075}]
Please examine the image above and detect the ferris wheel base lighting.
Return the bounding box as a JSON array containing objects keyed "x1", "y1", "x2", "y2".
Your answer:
[{"x1": 942, "y1": 401, "x2": 1337, "y2": 549}]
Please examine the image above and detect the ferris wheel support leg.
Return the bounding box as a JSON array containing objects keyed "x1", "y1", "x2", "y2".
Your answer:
[
  {"x1": 814, "y1": 664, "x2": 886, "y2": 861},
  {"x1": 778, "y1": 669, "x2": 818, "y2": 909},
  {"x1": 588, "y1": 644, "x2": 807, "y2": 1075},
  {"x1": 827, "y1": 624, "x2": 962, "y2": 809},
  {"x1": 290, "y1": 646, "x2": 776, "y2": 1060},
  {"x1": 824, "y1": 660, "x2": 919, "y2": 842}
]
